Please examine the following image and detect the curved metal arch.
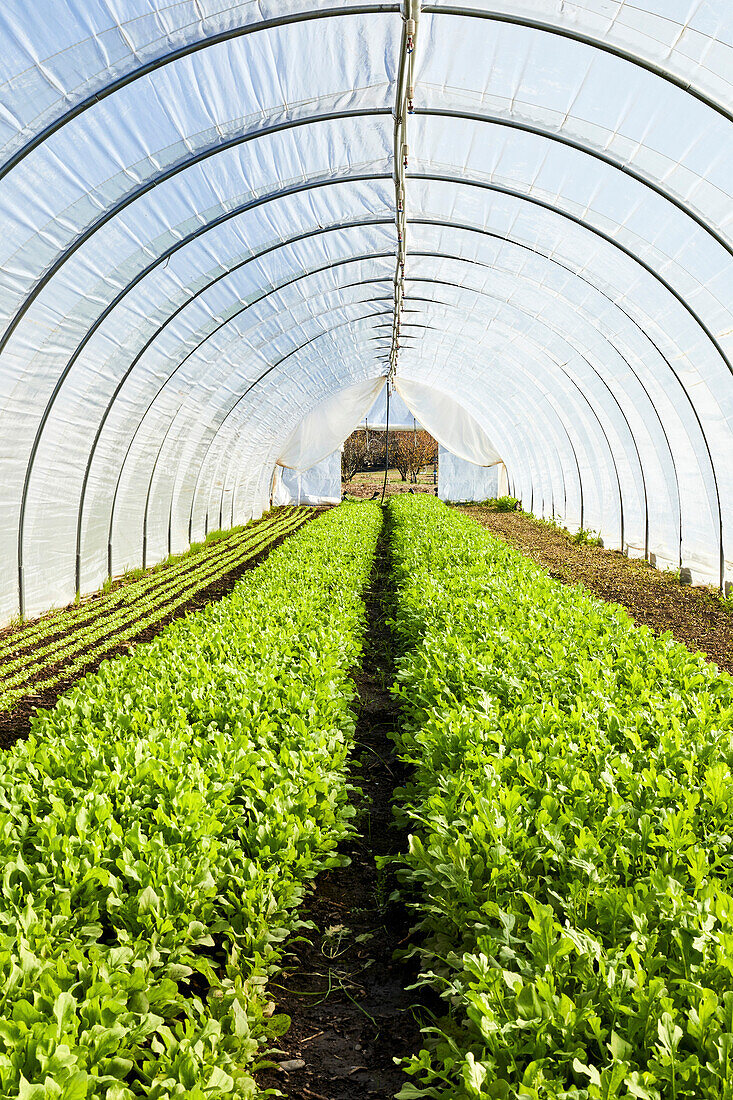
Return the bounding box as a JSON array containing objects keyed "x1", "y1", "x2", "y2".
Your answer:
[
  {"x1": 23, "y1": 156, "x2": 713, "y2": 597},
  {"x1": 77, "y1": 218, "x2": 396, "y2": 586},
  {"x1": 416, "y1": 107, "x2": 733, "y2": 260},
  {"x1": 202, "y1": 288, "x2": 570, "y2": 532},
  {"x1": 182, "y1": 212, "x2": 696, "y2": 564},
  {"x1": 55, "y1": 210, "x2": 695, "y2": 616},
  {"x1": 359, "y1": 275, "x2": 629, "y2": 542},
  {"x1": 2, "y1": 30, "x2": 726, "y2": 455},
  {"x1": 5, "y1": 20, "x2": 727, "y2": 565},
  {"x1": 411, "y1": 172, "x2": 733, "y2": 382},
  {"x1": 405, "y1": 256, "x2": 661, "y2": 550},
  {"x1": 73, "y1": 207, "x2": 679, "y2": 545},
  {"x1": 400, "y1": 290, "x2": 622, "y2": 536},
  {"x1": 101, "y1": 238, "x2": 626, "y2": 529},
  {"x1": 25, "y1": 150, "x2": 720, "y2": 518},
  {"x1": 404, "y1": 265, "x2": 650, "y2": 508},
  {"x1": 25, "y1": 158, "x2": 733, "y2": 491},
  {"x1": 116, "y1": 305, "x2": 392, "y2": 575},
  {"x1": 37, "y1": 191, "x2": 710, "y2": 605},
  {"x1": 416, "y1": 318, "x2": 613, "y2": 533},
  {"x1": 16, "y1": 169, "x2": 394, "y2": 614},
  {"x1": 20, "y1": 133, "x2": 722, "y2": 602},
  {"x1": 401, "y1": 280, "x2": 644, "y2": 551},
  {"x1": 185, "y1": 316, "x2": 393, "y2": 545},
  {"x1": 6, "y1": 94, "x2": 727, "y2": 388},
  {"x1": 71, "y1": 206, "x2": 682, "y2": 593},
  {"x1": 112, "y1": 263, "x2": 598, "y2": 562},
  {"x1": 206, "y1": 299, "x2": 584, "y2": 539},
  {"x1": 225, "y1": 348, "x2": 575, "y2": 534},
  {"x1": 110, "y1": 292, "x2": 393, "y2": 575},
  {"x1": 78, "y1": 211, "x2": 690, "y2": 594},
  {"x1": 0, "y1": 109, "x2": 393, "y2": 360},
  {"x1": 394, "y1": 324, "x2": 578, "y2": 524},
  {"x1": 6, "y1": 85, "x2": 725, "y2": 385},
  {"x1": 3, "y1": 0, "x2": 727, "y2": 190},
  {"x1": 79, "y1": 254, "x2": 397, "y2": 583},
  {"x1": 143, "y1": 323, "x2": 393, "y2": 566},
  {"x1": 420, "y1": 5, "x2": 733, "y2": 125},
  {"x1": 172, "y1": 289, "x2": 398, "y2": 538},
  {"x1": 103, "y1": 274, "x2": 397, "y2": 580},
  {"x1": 411, "y1": 172, "x2": 728, "y2": 586},
  {"x1": 364, "y1": 262, "x2": 681, "y2": 557},
  {"x1": 411, "y1": 215, "x2": 687, "y2": 561},
  {"x1": 5, "y1": 8, "x2": 729, "y2": 609},
  {"x1": 241, "y1": 372, "x2": 568, "y2": 530},
  {"x1": 0, "y1": 5, "x2": 401, "y2": 184}
]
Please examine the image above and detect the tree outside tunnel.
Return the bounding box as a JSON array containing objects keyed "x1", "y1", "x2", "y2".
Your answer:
[{"x1": 341, "y1": 427, "x2": 438, "y2": 495}]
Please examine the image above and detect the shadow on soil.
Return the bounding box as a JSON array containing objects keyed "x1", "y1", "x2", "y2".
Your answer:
[{"x1": 256, "y1": 510, "x2": 435, "y2": 1100}]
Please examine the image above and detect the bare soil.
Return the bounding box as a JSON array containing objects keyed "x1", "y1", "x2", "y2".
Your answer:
[
  {"x1": 256, "y1": 513, "x2": 433, "y2": 1100},
  {"x1": 344, "y1": 468, "x2": 437, "y2": 500},
  {"x1": 460, "y1": 506, "x2": 733, "y2": 675},
  {"x1": 0, "y1": 511, "x2": 321, "y2": 750}
]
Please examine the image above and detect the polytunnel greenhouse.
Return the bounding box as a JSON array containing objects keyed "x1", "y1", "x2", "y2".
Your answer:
[{"x1": 0, "y1": 1, "x2": 732, "y2": 1097}]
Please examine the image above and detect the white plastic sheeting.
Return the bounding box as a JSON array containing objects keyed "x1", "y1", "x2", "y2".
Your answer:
[
  {"x1": 0, "y1": 0, "x2": 730, "y2": 621},
  {"x1": 395, "y1": 377, "x2": 502, "y2": 466},
  {"x1": 363, "y1": 386, "x2": 416, "y2": 430},
  {"x1": 277, "y1": 376, "x2": 385, "y2": 470},
  {"x1": 438, "y1": 448, "x2": 498, "y2": 503},
  {"x1": 275, "y1": 451, "x2": 342, "y2": 505}
]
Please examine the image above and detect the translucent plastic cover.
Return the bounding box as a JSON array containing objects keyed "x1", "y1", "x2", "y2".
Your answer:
[
  {"x1": 438, "y1": 447, "x2": 499, "y2": 503},
  {"x1": 277, "y1": 376, "x2": 386, "y2": 471},
  {"x1": 0, "y1": 0, "x2": 729, "y2": 621},
  {"x1": 276, "y1": 452, "x2": 342, "y2": 505},
  {"x1": 396, "y1": 377, "x2": 502, "y2": 466}
]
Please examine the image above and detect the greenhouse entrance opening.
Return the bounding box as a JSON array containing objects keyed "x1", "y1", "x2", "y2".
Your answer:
[{"x1": 341, "y1": 425, "x2": 439, "y2": 499}]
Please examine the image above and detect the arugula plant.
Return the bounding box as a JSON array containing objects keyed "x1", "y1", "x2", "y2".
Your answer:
[
  {"x1": 0, "y1": 508, "x2": 309, "y2": 715},
  {"x1": 388, "y1": 495, "x2": 733, "y2": 1100},
  {"x1": 0, "y1": 502, "x2": 380, "y2": 1098},
  {"x1": 0, "y1": 507, "x2": 297, "y2": 664}
]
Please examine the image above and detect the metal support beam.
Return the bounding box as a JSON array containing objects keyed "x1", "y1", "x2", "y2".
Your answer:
[
  {"x1": 420, "y1": 6, "x2": 732, "y2": 125},
  {"x1": 109, "y1": 300, "x2": 392, "y2": 579}
]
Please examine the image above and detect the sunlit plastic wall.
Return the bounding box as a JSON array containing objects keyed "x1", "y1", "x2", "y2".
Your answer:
[
  {"x1": 280, "y1": 452, "x2": 341, "y2": 505},
  {"x1": 438, "y1": 448, "x2": 498, "y2": 503},
  {"x1": 0, "y1": 0, "x2": 729, "y2": 623}
]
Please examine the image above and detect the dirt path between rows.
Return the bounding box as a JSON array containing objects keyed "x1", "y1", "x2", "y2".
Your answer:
[
  {"x1": 0, "y1": 512, "x2": 321, "y2": 750},
  {"x1": 256, "y1": 513, "x2": 432, "y2": 1100},
  {"x1": 460, "y1": 506, "x2": 733, "y2": 675}
]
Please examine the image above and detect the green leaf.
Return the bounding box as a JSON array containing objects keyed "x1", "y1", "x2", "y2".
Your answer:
[
  {"x1": 657, "y1": 1013, "x2": 683, "y2": 1055},
  {"x1": 462, "y1": 1052, "x2": 488, "y2": 1093},
  {"x1": 573, "y1": 1058, "x2": 601, "y2": 1087}
]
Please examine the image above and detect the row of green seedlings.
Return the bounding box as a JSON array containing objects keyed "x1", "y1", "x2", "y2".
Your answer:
[
  {"x1": 0, "y1": 507, "x2": 305, "y2": 687},
  {"x1": 388, "y1": 495, "x2": 733, "y2": 1100},
  {"x1": 0, "y1": 506, "x2": 299, "y2": 662},
  {"x1": 0, "y1": 508, "x2": 308, "y2": 715},
  {"x1": 0, "y1": 501, "x2": 381, "y2": 1099},
  {"x1": 0, "y1": 507, "x2": 305, "y2": 714}
]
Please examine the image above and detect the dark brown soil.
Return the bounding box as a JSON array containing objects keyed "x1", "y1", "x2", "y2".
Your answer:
[
  {"x1": 460, "y1": 507, "x2": 733, "y2": 675},
  {"x1": 0, "y1": 511, "x2": 320, "y2": 750},
  {"x1": 257, "y1": 513, "x2": 433, "y2": 1100}
]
